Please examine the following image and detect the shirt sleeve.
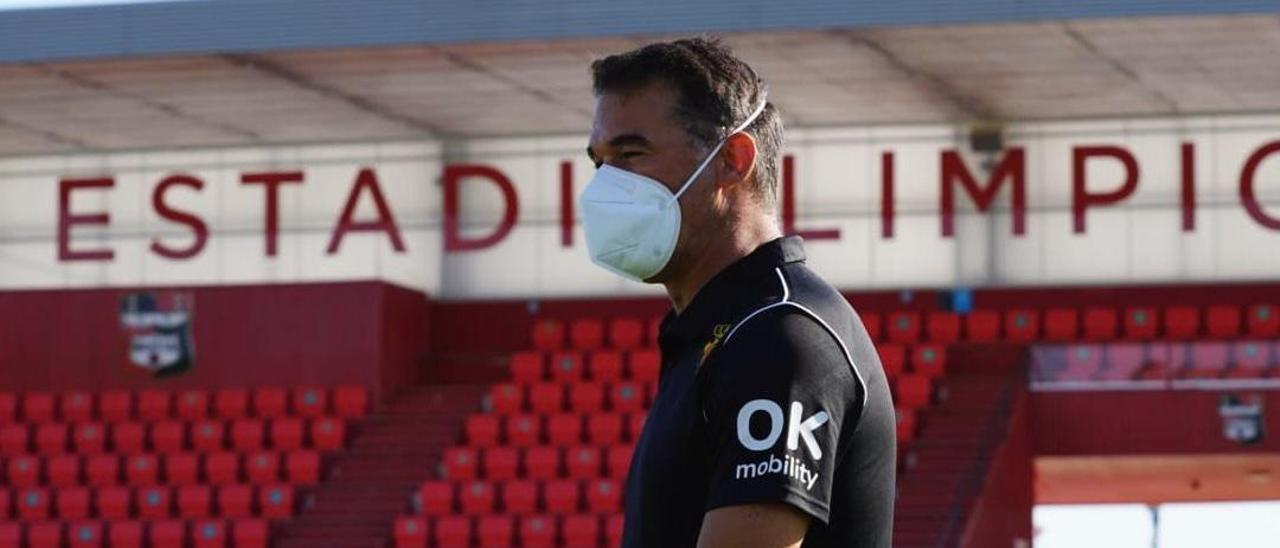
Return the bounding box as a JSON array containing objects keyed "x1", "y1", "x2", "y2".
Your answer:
[{"x1": 698, "y1": 306, "x2": 864, "y2": 524}]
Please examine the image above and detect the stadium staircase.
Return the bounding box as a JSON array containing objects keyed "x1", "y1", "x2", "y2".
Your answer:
[{"x1": 274, "y1": 384, "x2": 487, "y2": 548}]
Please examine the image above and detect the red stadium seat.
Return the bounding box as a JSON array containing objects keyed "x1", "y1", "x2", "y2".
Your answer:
[
  {"x1": 284, "y1": 450, "x2": 320, "y2": 485},
  {"x1": 519, "y1": 515, "x2": 556, "y2": 548},
  {"x1": 608, "y1": 318, "x2": 644, "y2": 350},
  {"x1": 1164, "y1": 306, "x2": 1199, "y2": 340},
  {"x1": 465, "y1": 415, "x2": 501, "y2": 448},
  {"x1": 568, "y1": 383, "x2": 606, "y2": 414},
  {"x1": 291, "y1": 385, "x2": 328, "y2": 418},
  {"x1": 0, "y1": 393, "x2": 14, "y2": 424},
  {"x1": 531, "y1": 319, "x2": 566, "y2": 351},
  {"x1": 569, "y1": 319, "x2": 605, "y2": 351},
  {"x1": 47, "y1": 454, "x2": 81, "y2": 487},
  {"x1": 963, "y1": 310, "x2": 999, "y2": 342},
  {"x1": 84, "y1": 453, "x2": 121, "y2": 489},
  {"x1": 1206, "y1": 305, "x2": 1241, "y2": 338},
  {"x1": 547, "y1": 414, "x2": 582, "y2": 446},
  {"x1": 72, "y1": 422, "x2": 106, "y2": 455},
  {"x1": 230, "y1": 419, "x2": 265, "y2": 452},
  {"x1": 419, "y1": 481, "x2": 454, "y2": 516},
  {"x1": 548, "y1": 352, "x2": 584, "y2": 383},
  {"x1": 543, "y1": 480, "x2": 580, "y2": 513},
  {"x1": 270, "y1": 418, "x2": 305, "y2": 451},
  {"x1": 192, "y1": 520, "x2": 226, "y2": 548},
  {"x1": 56, "y1": 487, "x2": 90, "y2": 519},
  {"x1": 251, "y1": 388, "x2": 288, "y2": 419},
  {"x1": 99, "y1": 391, "x2": 133, "y2": 423},
  {"x1": 1246, "y1": 304, "x2": 1279, "y2": 337},
  {"x1": 925, "y1": 312, "x2": 960, "y2": 344},
  {"x1": 501, "y1": 480, "x2": 538, "y2": 515},
  {"x1": 191, "y1": 420, "x2": 226, "y2": 453},
  {"x1": 1004, "y1": 309, "x2": 1039, "y2": 342},
  {"x1": 1231, "y1": 341, "x2": 1272, "y2": 377},
  {"x1": 528, "y1": 383, "x2": 564, "y2": 414},
  {"x1": 110, "y1": 422, "x2": 145, "y2": 454},
  {"x1": 487, "y1": 383, "x2": 523, "y2": 415},
  {"x1": 1187, "y1": 342, "x2": 1229, "y2": 379},
  {"x1": 6, "y1": 455, "x2": 39, "y2": 487},
  {"x1": 107, "y1": 520, "x2": 144, "y2": 548},
  {"x1": 459, "y1": 480, "x2": 495, "y2": 514},
  {"x1": 137, "y1": 486, "x2": 172, "y2": 519},
  {"x1": 27, "y1": 521, "x2": 61, "y2": 548},
  {"x1": 482, "y1": 447, "x2": 518, "y2": 481},
  {"x1": 0, "y1": 522, "x2": 14, "y2": 548},
  {"x1": 523, "y1": 447, "x2": 560, "y2": 480},
  {"x1": 1064, "y1": 345, "x2": 1102, "y2": 380},
  {"x1": 586, "y1": 413, "x2": 623, "y2": 446},
  {"x1": 395, "y1": 516, "x2": 428, "y2": 548},
  {"x1": 896, "y1": 375, "x2": 933, "y2": 409},
  {"x1": 0, "y1": 424, "x2": 28, "y2": 455},
  {"x1": 247, "y1": 450, "x2": 281, "y2": 484},
  {"x1": 17, "y1": 488, "x2": 50, "y2": 520},
  {"x1": 628, "y1": 413, "x2": 647, "y2": 443},
  {"x1": 258, "y1": 484, "x2": 294, "y2": 518},
  {"x1": 164, "y1": 453, "x2": 200, "y2": 486},
  {"x1": 434, "y1": 515, "x2": 472, "y2": 548},
  {"x1": 213, "y1": 389, "x2": 250, "y2": 420},
  {"x1": 605, "y1": 445, "x2": 632, "y2": 478},
  {"x1": 309, "y1": 417, "x2": 345, "y2": 451},
  {"x1": 0, "y1": 488, "x2": 8, "y2": 520},
  {"x1": 511, "y1": 352, "x2": 545, "y2": 384},
  {"x1": 175, "y1": 390, "x2": 210, "y2": 421},
  {"x1": 565, "y1": 446, "x2": 601, "y2": 479},
  {"x1": 22, "y1": 392, "x2": 55, "y2": 423},
  {"x1": 506, "y1": 415, "x2": 541, "y2": 447},
  {"x1": 204, "y1": 452, "x2": 240, "y2": 485},
  {"x1": 441, "y1": 447, "x2": 478, "y2": 481},
  {"x1": 231, "y1": 519, "x2": 268, "y2": 548},
  {"x1": 1123, "y1": 307, "x2": 1158, "y2": 340},
  {"x1": 860, "y1": 312, "x2": 882, "y2": 342},
  {"x1": 912, "y1": 344, "x2": 947, "y2": 378},
  {"x1": 1083, "y1": 308, "x2": 1118, "y2": 341},
  {"x1": 332, "y1": 385, "x2": 369, "y2": 418},
  {"x1": 67, "y1": 521, "x2": 103, "y2": 548},
  {"x1": 586, "y1": 478, "x2": 621, "y2": 513},
  {"x1": 137, "y1": 390, "x2": 172, "y2": 422},
  {"x1": 96, "y1": 487, "x2": 131, "y2": 519},
  {"x1": 886, "y1": 312, "x2": 921, "y2": 344},
  {"x1": 477, "y1": 515, "x2": 515, "y2": 548},
  {"x1": 217, "y1": 485, "x2": 254, "y2": 518},
  {"x1": 60, "y1": 391, "x2": 94, "y2": 423},
  {"x1": 35, "y1": 422, "x2": 68, "y2": 454},
  {"x1": 628, "y1": 350, "x2": 660, "y2": 383},
  {"x1": 647, "y1": 316, "x2": 663, "y2": 347},
  {"x1": 588, "y1": 352, "x2": 624, "y2": 383},
  {"x1": 563, "y1": 514, "x2": 600, "y2": 548},
  {"x1": 877, "y1": 345, "x2": 906, "y2": 378},
  {"x1": 610, "y1": 382, "x2": 645, "y2": 413},
  {"x1": 896, "y1": 408, "x2": 918, "y2": 442},
  {"x1": 1044, "y1": 308, "x2": 1079, "y2": 341},
  {"x1": 121, "y1": 454, "x2": 155, "y2": 486},
  {"x1": 148, "y1": 519, "x2": 185, "y2": 548},
  {"x1": 150, "y1": 421, "x2": 186, "y2": 453},
  {"x1": 1101, "y1": 343, "x2": 1145, "y2": 380},
  {"x1": 177, "y1": 485, "x2": 213, "y2": 518}
]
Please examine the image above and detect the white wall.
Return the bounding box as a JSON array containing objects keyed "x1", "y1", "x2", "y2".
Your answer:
[{"x1": 1, "y1": 115, "x2": 1278, "y2": 298}]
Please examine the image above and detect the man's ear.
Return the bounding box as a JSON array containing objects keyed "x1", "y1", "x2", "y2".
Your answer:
[{"x1": 717, "y1": 132, "x2": 758, "y2": 189}]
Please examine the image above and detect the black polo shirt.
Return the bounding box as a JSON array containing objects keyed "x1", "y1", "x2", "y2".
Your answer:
[{"x1": 621, "y1": 236, "x2": 896, "y2": 547}]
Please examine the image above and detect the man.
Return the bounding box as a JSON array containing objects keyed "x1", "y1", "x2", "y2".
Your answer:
[{"x1": 579, "y1": 38, "x2": 896, "y2": 547}]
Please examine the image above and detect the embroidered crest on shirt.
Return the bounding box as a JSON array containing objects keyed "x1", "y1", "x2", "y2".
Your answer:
[{"x1": 700, "y1": 323, "x2": 732, "y2": 366}]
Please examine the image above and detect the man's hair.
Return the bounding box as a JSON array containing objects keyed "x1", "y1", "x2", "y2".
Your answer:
[{"x1": 590, "y1": 37, "x2": 783, "y2": 209}]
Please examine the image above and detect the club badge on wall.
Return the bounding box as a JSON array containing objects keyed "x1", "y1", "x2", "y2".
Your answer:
[
  {"x1": 1219, "y1": 393, "x2": 1265, "y2": 445},
  {"x1": 119, "y1": 292, "x2": 196, "y2": 378}
]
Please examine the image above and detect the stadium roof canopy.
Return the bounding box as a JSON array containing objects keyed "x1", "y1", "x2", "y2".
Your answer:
[{"x1": 1, "y1": 0, "x2": 1279, "y2": 155}]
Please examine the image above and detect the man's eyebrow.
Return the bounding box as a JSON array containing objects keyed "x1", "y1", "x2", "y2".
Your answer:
[{"x1": 587, "y1": 133, "x2": 652, "y2": 163}]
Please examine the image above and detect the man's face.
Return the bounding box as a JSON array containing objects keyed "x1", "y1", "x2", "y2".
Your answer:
[{"x1": 586, "y1": 83, "x2": 724, "y2": 283}]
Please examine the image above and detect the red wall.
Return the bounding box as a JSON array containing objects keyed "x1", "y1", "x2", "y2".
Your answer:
[
  {"x1": 0, "y1": 281, "x2": 428, "y2": 402},
  {"x1": 962, "y1": 389, "x2": 1034, "y2": 548}
]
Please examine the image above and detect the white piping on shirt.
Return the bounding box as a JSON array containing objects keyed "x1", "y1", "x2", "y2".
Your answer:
[{"x1": 721, "y1": 267, "x2": 869, "y2": 417}]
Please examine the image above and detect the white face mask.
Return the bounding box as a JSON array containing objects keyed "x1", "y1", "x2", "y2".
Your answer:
[{"x1": 579, "y1": 97, "x2": 769, "y2": 282}]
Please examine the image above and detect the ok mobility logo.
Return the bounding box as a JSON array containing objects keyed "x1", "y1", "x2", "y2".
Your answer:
[{"x1": 733, "y1": 399, "x2": 829, "y2": 491}]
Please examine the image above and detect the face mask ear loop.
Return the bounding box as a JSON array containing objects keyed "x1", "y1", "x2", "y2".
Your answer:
[{"x1": 668, "y1": 97, "x2": 770, "y2": 204}]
